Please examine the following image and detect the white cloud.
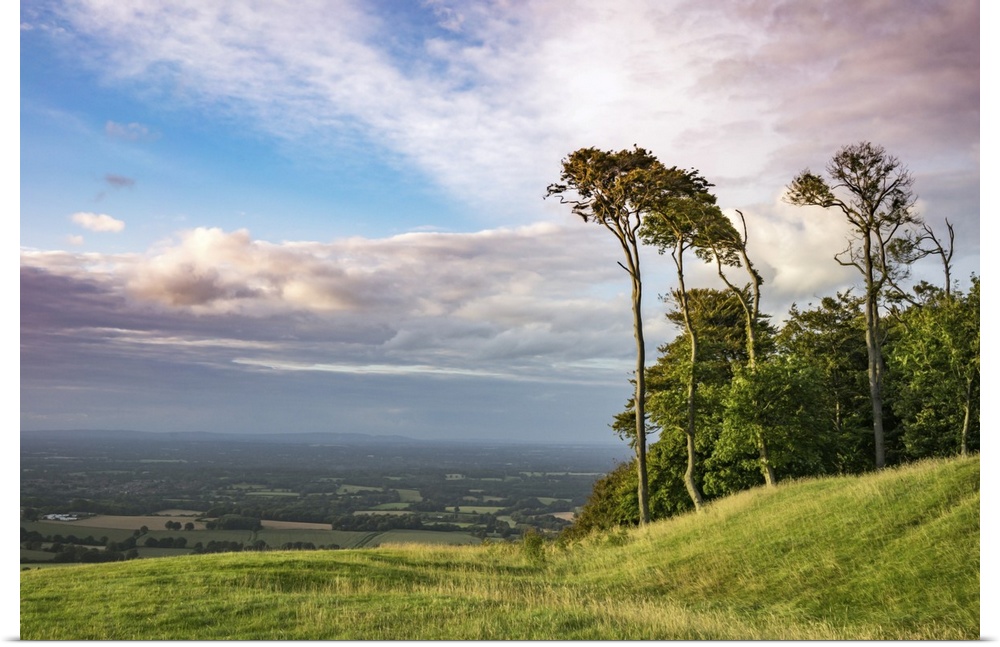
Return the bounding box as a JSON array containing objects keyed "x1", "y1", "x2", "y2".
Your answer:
[
  {"x1": 71, "y1": 212, "x2": 125, "y2": 232},
  {"x1": 23, "y1": 223, "x2": 641, "y2": 380},
  {"x1": 56, "y1": 0, "x2": 978, "y2": 248},
  {"x1": 105, "y1": 120, "x2": 158, "y2": 142}
]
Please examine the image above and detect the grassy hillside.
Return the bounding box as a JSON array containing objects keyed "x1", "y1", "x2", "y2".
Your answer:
[{"x1": 20, "y1": 455, "x2": 979, "y2": 640}]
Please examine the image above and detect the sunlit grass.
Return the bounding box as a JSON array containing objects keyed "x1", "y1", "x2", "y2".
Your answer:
[{"x1": 21, "y1": 455, "x2": 978, "y2": 640}]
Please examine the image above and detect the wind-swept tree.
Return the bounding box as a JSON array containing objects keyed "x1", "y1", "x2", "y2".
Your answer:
[
  {"x1": 546, "y1": 146, "x2": 711, "y2": 523},
  {"x1": 640, "y1": 189, "x2": 724, "y2": 511},
  {"x1": 700, "y1": 209, "x2": 779, "y2": 485},
  {"x1": 785, "y1": 142, "x2": 922, "y2": 469},
  {"x1": 647, "y1": 287, "x2": 760, "y2": 510}
]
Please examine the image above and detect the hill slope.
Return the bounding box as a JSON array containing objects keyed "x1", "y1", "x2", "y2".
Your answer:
[{"x1": 20, "y1": 455, "x2": 979, "y2": 640}]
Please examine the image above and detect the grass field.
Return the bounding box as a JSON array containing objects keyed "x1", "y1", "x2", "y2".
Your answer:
[
  {"x1": 337, "y1": 484, "x2": 383, "y2": 494},
  {"x1": 395, "y1": 488, "x2": 423, "y2": 502},
  {"x1": 24, "y1": 518, "x2": 483, "y2": 554},
  {"x1": 31, "y1": 515, "x2": 206, "y2": 531},
  {"x1": 260, "y1": 519, "x2": 331, "y2": 530},
  {"x1": 457, "y1": 505, "x2": 504, "y2": 514},
  {"x1": 255, "y1": 529, "x2": 375, "y2": 548},
  {"x1": 372, "y1": 502, "x2": 411, "y2": 510},
  {"x1": 20, "y1": 456, "x2": 979, "y2": 640}
]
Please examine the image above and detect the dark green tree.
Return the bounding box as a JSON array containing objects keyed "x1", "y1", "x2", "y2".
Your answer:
[
  {"x1": 717, "y1": 356, "x2": 835, "y2": 483},
  {"x1": 888, "y1": 276, "x2": 979, "y2": 458},
  {"x1": 776, "y1": 292, "x2": 872, "y2": 473}
]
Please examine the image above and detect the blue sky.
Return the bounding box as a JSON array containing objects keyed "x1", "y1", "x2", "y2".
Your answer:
[{"x1": 18, "y1": 0, "x2": 981, "y2": 443}]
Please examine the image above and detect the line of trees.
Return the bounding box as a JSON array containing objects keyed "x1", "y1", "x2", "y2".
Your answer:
[{"x1": 551, "y1": 142, "x2": 978, "y2": 534}]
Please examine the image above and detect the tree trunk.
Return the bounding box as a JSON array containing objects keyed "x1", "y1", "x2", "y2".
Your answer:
[
  {"x1": 683, "y1": 339, "x2": 703, "y2": 510},
  {"x1": 960, "y1": 374, "x2": 974, "y2": 456},
  {"x1": 631, "y1": 271, "x2": 650, "y2": 524},
  {"x1": 676, "y1": 248, "x2": 704, "y2": 511},
  {"x1": 758, "y1": 435, "x2": 776, "y2": 486},
  {"x1": 863, "y1": 233, "x2": 886, "y2": 469}
]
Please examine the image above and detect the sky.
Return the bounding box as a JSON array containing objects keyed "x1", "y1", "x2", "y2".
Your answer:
[{"x1": 17, "y1": 0, "x2": 981, "y2": 445}]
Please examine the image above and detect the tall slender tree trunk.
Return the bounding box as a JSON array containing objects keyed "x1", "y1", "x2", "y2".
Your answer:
[
  {"x1": 676, "y1": 247, "x2": 704, "y2": 511},
  {"x1": 630, "y1": 270, "x2": 650, "y2": 524},
  {"x1": 715, "y1": 211, "x2": 775, "y2": 487},
  {"x1": 863, "y1": 233, "x2": 886, "y2": 469},
  {"x1": 683, "y1": 333, "x2": 703, "y2": 510}
]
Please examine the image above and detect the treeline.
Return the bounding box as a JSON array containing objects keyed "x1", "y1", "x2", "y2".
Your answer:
[
  {"x1": 330, "y1": 513, "x2": 462, "y2": 532},
  {"x1": 20, "y1": 527, "x2": 139, "y2": 564},
  {"x1": 204, "y1": 514, "x2": 262, "y2": 531},
  {"x1": 551, "y1": 142, "x2": 979, "y2": 536}
]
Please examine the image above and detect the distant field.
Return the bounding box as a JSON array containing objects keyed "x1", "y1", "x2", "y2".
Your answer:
[
  {"x1": 337, "y1": 484, "x2": 383, "y2": 494},
  {"x1": 368, "y1": 529, "x2": 482, "y2": 547},
  {"x1": 144, "y1": 529, "x2": 255, "y2": 543},
  {"x1": 373, "y1": 503, "x2": 411, "y2": 510},
  {"x1": 256, "y1": 529, "x2": 372, "y2": 548},
  {"x1": 21, "y1": 456, "x2": 980, "y2": 640},
  {"x1": 395, "y1": 488, "x2": 423, "y2": 502},
  {"x1": 134, "y1": 547, "x2": 192, "y2": 558},
  {"x1": 260, "y1": 519, "x2": 331, "y2": 530},
  {"x1": 40, "y1": 515, "x2": 207, "y2": 531},
  {"x1": 458, "y1": 505, "x2": 503, "y2": 514},
  {"x1": 20, "y1": 550, "x2": 55, "y2": 562},
  {"x1": 22, "y1": 522, "x2": 138, "y2": 541},
  {"x1": 153, "y1": 509, "x2": 203, "y2": 517}
]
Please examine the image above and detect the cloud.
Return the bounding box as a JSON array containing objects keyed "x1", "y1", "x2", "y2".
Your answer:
[
  {"x1": 231, "y1": 358, "x2": 587, "y2": 384},
  {"x1": 105, "y1": 120, "x2": 158, "y2": 142},
  {"x1": 71, "y1": 212, "x2": 125, "y2": 232},
  {"x1": 20, "y1": 0, "x2": 979, "y2": 440},
  {"x1": 55, "y1": 0, "x2": 977, "y2": 243},
  {"x1": 21, "y1": 224, "x2": 639, "y2": 382},
  {"x1": 105, "y1": 174, "x2": 135, "y2": 188}
]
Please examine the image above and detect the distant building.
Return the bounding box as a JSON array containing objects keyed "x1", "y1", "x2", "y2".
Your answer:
[
  {"x1": 444, "y1": 474, "x2": 465, "y2": 481},
  {"x1": 42, "y1": 514, "x2": 79, "y2": 522}
]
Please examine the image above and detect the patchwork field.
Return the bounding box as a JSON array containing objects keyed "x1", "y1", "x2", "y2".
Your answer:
[{"x1": 22, "y1": 433, "x2": 628, "y2": 565}]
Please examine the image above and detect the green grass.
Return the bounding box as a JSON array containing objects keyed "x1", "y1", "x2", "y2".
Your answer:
[
  {"x1": 20, "y1": 455, "x2": 979, "y2": 640},
  {"x1": 255, "y1": 529, "x2": 374, "y2": 548},
  {"x1": 372, "y1": 502, "x2": 411, "y2": 510},
  {"x1": 21, "y1": 522, "x2": 138, "y2": 541},
  {"x1": 457, "y1": 505, "x2": 504, "y2": 514},
  {"x1": 394, "y1": 488, "x2": 423, "y2": 502}
]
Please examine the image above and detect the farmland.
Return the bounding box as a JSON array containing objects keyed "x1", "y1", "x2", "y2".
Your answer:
[
  {"x1": 20, "y1": 456, "x2": 980, "y2": 640},
  {"x1": 21, "y1": 430, "x2": 629, "y2": 563}
]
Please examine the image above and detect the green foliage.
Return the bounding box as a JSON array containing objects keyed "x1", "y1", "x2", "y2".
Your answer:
[
  {"x1": 643, "y1": 288, "x2": 775, "y2": 508},
  {"x1": 20, "y1": 456, "x2": 979, "y2": 640},
  {"x1": 206, "y1": 515, "x2": 262, "y2": 531},
  {"x1": 888, "y1": 276, "x2": 979, "y2": 458},
  {"x1": 776, "y1": 292, "x2": 873, "y2": 472},
  {"x1": 715, "y1": 357, "x2": 836, "y2": 483},
  {"x1": 521, "y1": 528, "x2": 546, "y2": 564},
  {"x1": 562, "y1": 461, "x2": 639, "y2": 538},
  {"x1": 546, "y1": 146, "x2": 713, "y2": 232}
]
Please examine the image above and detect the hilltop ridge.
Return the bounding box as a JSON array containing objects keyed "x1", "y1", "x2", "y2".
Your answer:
[{"x1": 20, "y1": 454, "x2": 979, "y2": 640}]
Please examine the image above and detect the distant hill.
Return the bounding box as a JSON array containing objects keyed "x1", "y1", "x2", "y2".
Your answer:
[
  {"x1": 20, "y1": 454, "x2": 979, "y2": 640},
  {"x1": 21, "y1": 429, "x2": 424, "y2": 445},
  {"x1": 20, "y1": 429, "x2": 623, "y2": 449}
]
